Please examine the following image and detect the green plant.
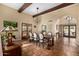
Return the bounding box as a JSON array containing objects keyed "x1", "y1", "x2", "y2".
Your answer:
[{"x1": 1, "y1": 34, "x2": 7, "y2": 41}]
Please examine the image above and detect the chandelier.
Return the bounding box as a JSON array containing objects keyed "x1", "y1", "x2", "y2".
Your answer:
[
  {"x1": 34, "y1": 7, "x2": 41, "y2": 25},
  {"x1": 65, "y1": 16, "x2": 72, "y2": 25}
]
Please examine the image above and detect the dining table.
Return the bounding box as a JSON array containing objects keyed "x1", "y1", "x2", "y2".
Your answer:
[{"x1": 43, "y1": 35, "x2": 54, "y2": 49}]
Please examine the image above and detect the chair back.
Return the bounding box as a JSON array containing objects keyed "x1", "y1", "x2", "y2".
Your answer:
[
  {"x1": 42, "y1": 31, "x2": 46, "y2": 36},
  {"x1": 48, "y1": 32, "x2": 53, "y2": 40},
  {"x1": 29, "y1": 32, "x2": 33, "y2": 39},
  {"x1": 39, "y1": 33, "x2": 43, "y2": 42},
  {"x1": 39, "y1": 33, "x2": 43, "y2": 40},
  {"x1": 33, "y1": 33, "x2": 37, "y2": 37},
  {"x1": 48, "y1": 32, "x2": 52, "y2": 36},
  {"x1": 33, "y1": 33, "x2": 38, "y2": 40},
  {"x1": 29, "y1": 32, "x2": 32, "y2": 37}
]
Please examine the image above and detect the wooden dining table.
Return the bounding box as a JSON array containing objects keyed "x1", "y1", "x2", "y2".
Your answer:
[{"x1": 43, "y1": 35, "x2": 54, "y2": 49}]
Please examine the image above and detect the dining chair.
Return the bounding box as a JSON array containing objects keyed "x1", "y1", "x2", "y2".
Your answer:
[
  {"x1": 42, "y1": 31, "x2": 46, "y2": 36},
  {"x1": 48, "y1": 32, "x2": 52, "y2": 38},
  {"x1": 38, "y1": 33, "x2": 44, "y2": 48},
  {"x1": 28, "y1": 32, "x2": 33, "y2": 42},
  {"x1": 33, "y1": 32, "x2": 38, "y2": 45},
  {"x1": 47, "y1": 32, "x2": 54, "y2": 47}
]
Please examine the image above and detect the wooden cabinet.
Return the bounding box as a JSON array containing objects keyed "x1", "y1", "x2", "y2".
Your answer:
[
  {"x1": 21, "y1": 23, "x2": 32, "y2": 40},
  {"x1": 3, "y1": 44, "x2": 22, "y2": 56}
]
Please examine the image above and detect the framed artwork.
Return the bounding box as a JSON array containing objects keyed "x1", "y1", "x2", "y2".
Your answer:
[
  {"x1": 3, "y1": 20, "x2": 18, "y2": 28},
  {"x1": 42, "y1": 25, "x2": 47, "y2": 31}
]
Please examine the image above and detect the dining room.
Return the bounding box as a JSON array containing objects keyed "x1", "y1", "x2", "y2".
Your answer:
[{"x1": 0, "y1": 3, "x2": 79, "y2": 56}]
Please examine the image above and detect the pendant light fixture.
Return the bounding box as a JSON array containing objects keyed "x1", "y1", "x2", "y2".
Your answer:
[{"x1": 34, "y1": 7, "x2": 41, "y2": 25}]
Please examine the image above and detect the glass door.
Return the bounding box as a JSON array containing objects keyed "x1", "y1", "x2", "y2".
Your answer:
[
  {"x1": 22, "y1": 23, "x2": 28, "y2": 39},
  {"x1": 63, "y1": 25, "x2": 76, "y2": 38},
  {"x1": 63, "y1": 25, "x2": 69, "y2": 37},
  {"x1": 70, "y1": 25, "x2": 76, "y2": 38},
  {"x1": 21, "y1": 23, "x2": 32, "y2": 40}
]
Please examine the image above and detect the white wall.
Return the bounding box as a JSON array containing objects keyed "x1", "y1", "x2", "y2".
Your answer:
[
  {"x1": 36, "y1": 13, "x2": 60, "y2": 34},
  {"x1": 0, "y1": 4, "x2": 34, "y2": 55},
  {"x1": 0, "y1": 4, "x2": 34, "y2": 40},
  {"x1": 36, "y1": 4, "x2": 79, "y2": 39}
]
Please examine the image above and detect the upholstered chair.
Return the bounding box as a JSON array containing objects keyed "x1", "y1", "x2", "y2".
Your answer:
[
  {"x1": 33, "y1": 33, "x2": 38, "y2": 45},
  {"x1": 48, "y1": 32, "x2": 52, "y2": 38},
  {"x1": 38, "y1": 33, "x2": 44, "y2": 48},
  {"x1": 28, "y1": 32, "x2": 33, "y2": 42},
  {"x1": 42, "y1": 31, "x2": 46, "y2": 37}
]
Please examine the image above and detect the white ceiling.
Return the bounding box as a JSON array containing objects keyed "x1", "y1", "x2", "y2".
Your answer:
[
  {"x1": 2, "y1": 3, "x2": 24, "y2": 10},
  {"x1": 2, "y1": 3, "x2": 61, "y2": 15}
]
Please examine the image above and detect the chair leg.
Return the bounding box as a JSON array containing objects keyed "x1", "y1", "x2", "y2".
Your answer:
[
  {"x1": 42, "y1": 43, "x2": 44, "y2": 48},
  {"x1": 39, "y1": 42, "x2": 42, "y2": 48},
  {"x1": 36, "y1": 40, "x2": 38, "y2": 46},
  {"x1": 33, "y1": 40, "x2": 37, "y2": 46},
  {"x1": 29, "y1": 39, "x2": 31, "y2": 42},
  {"x1": 39, "y1": 42, "x2": 44, "y2": 48},
  {"x1": 39, "y1": 42, "x2": 41, "y2": 47},
  {"x1": 52, "y1": 40, "x2": 54, "y2": 46},
  {"x1": 34, "y1": 40, "x2": 36, "y2": 44},
  {"x1": 36, "y1": 41, "x2": 38, "y2": 46}
]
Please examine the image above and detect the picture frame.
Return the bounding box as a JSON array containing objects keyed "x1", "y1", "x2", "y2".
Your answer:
[
  {"x1": 3, "y1": 20, "x2": 18, "y2": 28},
  {"x1": 42, "y1": 25, "x2": 47, "y2": 31}
]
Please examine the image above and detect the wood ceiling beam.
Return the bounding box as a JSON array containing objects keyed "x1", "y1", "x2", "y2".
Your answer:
[
  {"x1": 33, "y1": 3, "x2": 74, "y2": 17},
  {"x1": 18, "y1": 3, "x2": 32, "y2": 13}
]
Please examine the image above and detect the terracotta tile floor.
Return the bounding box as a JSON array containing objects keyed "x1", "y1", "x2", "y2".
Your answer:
[{"x1": 18, "y1": 37, "x2": 79, "y2": 56}]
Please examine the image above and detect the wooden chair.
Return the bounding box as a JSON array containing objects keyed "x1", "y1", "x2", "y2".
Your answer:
[{"x1": 47, "y1": 32, "x2": 54, "y2": 49}]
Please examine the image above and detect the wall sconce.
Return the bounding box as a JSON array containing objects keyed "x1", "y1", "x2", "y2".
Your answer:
[{"x1": 34, "y1": 25, "x2": 36, "y2": 28}]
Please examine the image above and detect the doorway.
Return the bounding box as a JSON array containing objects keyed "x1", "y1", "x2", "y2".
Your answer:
[
  {"x1": 21, "y1": 23, "x2": 32, "y2": 40},
  {"x1": 63, "y1": 24, "x2": 76, "y2": 38}
]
